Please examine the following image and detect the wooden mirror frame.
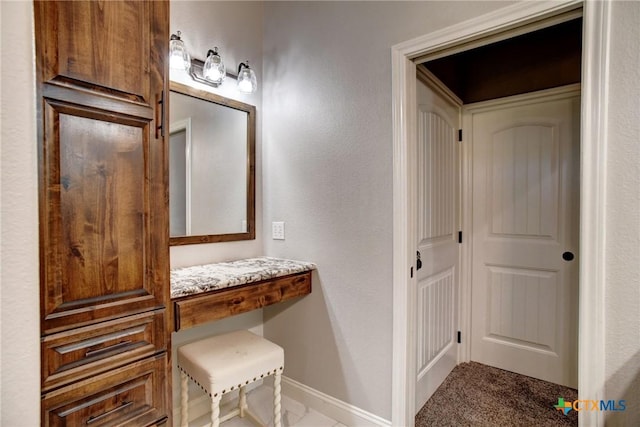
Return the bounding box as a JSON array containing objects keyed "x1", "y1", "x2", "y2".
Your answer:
[{"x1": 169, "y1": 81, "x2": 256, "y2": 245}]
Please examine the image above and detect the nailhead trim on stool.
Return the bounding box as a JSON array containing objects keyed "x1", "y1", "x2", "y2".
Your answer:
[{"x1": 177, "y1": 330, "x2": 284, "y2": 427}]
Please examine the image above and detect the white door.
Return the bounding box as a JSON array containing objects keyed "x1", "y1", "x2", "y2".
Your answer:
[
  {"x1": 469, "y1": 89, "x2": 579, "y2": 388},
  {"x1": 415, "y1": 76, "x2": 460, "y2": 410}
]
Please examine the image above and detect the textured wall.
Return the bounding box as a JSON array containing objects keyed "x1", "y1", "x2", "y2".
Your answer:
[
  {"x1": 0, "y1": 1, "x2": 40, "y2": 425},
  {"x1": 260, "y1": 1, "x2": 516, "y2": 420},
  {"x1": 170, "y1": 1, "x2": 264, "y2": 268},
  {"x1": 168, "y1": 2, "x2": 266, "y2": 421},
  {"x1": 604, "y1": 1, "x2": 640, "y2": 425}
]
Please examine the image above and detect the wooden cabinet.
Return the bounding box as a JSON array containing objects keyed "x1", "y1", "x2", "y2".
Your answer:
[
  {"x1": 42, "y1": 310, "x2": 167, "y2": 392},
  {"x1": 173, "y1": 272, "x2": 312, "y2": 331},
  {"x1": 42, "y1": 355, "x2": 168, "y2": 426},
  {"x1": 35, "y1": 1, "x2": 170, "y2": 424}
]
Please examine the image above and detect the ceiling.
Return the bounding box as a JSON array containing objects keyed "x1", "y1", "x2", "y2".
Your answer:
[{"x1": 419, "y1": 18, "x2": 583, "y2": 104}]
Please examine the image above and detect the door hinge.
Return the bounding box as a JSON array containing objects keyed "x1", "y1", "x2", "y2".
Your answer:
[
  {"x1": 410, "y1": 266, "x2": 414, "y2": 278},
  {"x1": 458, "y1": 231, "x2": 462, "y2": 244},
  {"x1": 457, "y1": 331, "x2": 461, "y2": 344},
  {"x1": 458, "y1": 129, "x2": 463, "y2": 142}
]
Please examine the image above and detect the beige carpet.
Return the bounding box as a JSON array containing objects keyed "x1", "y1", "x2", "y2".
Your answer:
[{"x1": 416, "y1": 362, "x2": 578, "y2": 426}]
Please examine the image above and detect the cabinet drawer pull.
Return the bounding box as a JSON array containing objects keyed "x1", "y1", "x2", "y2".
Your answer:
[
  {"x1": 156, "y1": 90, "x2": 165, "y2": 138},
  {"x1": 86, "y1": 401, "x2": 133, "y2": 424},
  {"x1": 85, "y1": 340, "x2": 133, "y2": 358}
]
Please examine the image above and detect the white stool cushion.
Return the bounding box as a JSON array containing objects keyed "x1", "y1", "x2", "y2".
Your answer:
[{"x1": 178, "y1": 330, "x2": 284, "y2": 396}]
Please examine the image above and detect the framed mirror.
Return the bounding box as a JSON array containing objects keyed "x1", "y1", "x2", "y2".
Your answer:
[{"x1": 169, "y1": 81, "x2": 255, "y2": 245}]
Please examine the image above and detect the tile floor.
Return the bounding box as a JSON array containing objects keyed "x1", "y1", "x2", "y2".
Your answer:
[{"x1": 189, "y1": 384, "x2": 345, "y2": 427}]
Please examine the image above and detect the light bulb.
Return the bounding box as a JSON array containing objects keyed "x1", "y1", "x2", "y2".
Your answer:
[
  {"x1": 237, "y1": 62, "x2": 257, "y2": 94},
  {"x1": 169, "y1": 31, "x2": 190, "y2": 71},
  {"x1": 203, "y1": 48, "x2": 225, "y2": 84}
]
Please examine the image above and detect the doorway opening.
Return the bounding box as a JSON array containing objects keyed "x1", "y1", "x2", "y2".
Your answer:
[
  {"x1": 417, "y1": 16, "x2": 582, "y2": 396},
  {"x1": 391, "y1": 2, "x2": 611, "y2": 426}
]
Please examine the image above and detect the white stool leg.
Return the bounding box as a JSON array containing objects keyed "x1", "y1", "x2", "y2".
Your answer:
[
  {"x1": 239, "y1": 386, "x2": 247, "y2": 418},
  {"x1": 211, "y1": 393, "x2": 222, "y2": 427},
  {"x1": 273, "y1": 371, "x2": 282, "y2": 427},
  {"x1": 180, "y1": 370, "x2": 189, "y2": 427}
]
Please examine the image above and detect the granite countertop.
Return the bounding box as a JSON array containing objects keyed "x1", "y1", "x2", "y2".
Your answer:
[{"x1": 170, "y1": 257, "x2": 316, "y2": 299}]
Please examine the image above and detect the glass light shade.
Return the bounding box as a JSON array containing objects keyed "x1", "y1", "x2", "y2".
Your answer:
[
  {"x1": 237, "y1": 63, "x2": 257, "y2": 94},
  {"x1": 169, "y1": 32, "x2": 191, "y2": 71},
  {"x1": 203, "y1": 48, "x2": 226, "y2": 84}
]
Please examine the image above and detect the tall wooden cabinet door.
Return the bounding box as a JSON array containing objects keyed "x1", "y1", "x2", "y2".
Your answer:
[{"x1": 35, "y1": 1, "x2": 170, "y2": 335}]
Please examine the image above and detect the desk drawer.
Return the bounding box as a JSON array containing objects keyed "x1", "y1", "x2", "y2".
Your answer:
[
  {"x1": 42, "y1": 354, "x2": 168, "y2": 427},
  {"x1": 174, "y1": 272, "x2": 311, "y2": 331},
  {"x1": 42, "y1": 310, "x2": 166, "y2": 392}
]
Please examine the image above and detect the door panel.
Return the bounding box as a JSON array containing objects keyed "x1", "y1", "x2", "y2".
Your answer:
[
  {"x1": 485, "y1": 266, "x2": 557, "y2": 351},
  {"x1": 41, "y1": 98, "x2": 165, "y2": 334},
  {"x1": 417, "y1": 267, "x2": 455, "y2": 374},
  {"x1": 489, "y1": 125, "x2": 558, "y2": 238},
  {"x1": 470, "y1": 92, "x2": 579, "y2": 388},
  {"x1": 415, "y1": 77, "x2": 460, "y2": 410},
  {"x1": 59, "y1": 111, "x2": 146, "y2": 300}
]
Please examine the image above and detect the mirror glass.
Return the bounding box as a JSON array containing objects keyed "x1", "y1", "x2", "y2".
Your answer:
[{"x1": 169, "y1": 82, "x2": 255, "y2": 245}]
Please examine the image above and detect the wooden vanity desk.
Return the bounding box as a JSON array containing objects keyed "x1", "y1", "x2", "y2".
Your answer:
[{"x1": 171, "y1": 257, "x2": 315, "y2": 331}]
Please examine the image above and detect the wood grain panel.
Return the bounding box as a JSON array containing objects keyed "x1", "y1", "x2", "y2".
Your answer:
[
  {"x1": 36, "y1": 1, "x2": 152, "y2": 103},
  {"x1": 174, "y1": 272, "x2": 312, "y2": 331},
  {"x1": 42, "y1": 310, "x2": 166, "y2": 392},
  {"x1": 42, "y1": 354, "x2": 167, "y2": 427},
  {"x1": 41, "y1": 99, "x2": 164, "y2": 334},
  {"x1": 59, "y1": 112, "x2": 145, "y2": 300}
]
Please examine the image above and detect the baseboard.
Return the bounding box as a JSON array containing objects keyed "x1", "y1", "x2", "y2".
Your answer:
[
  {"x1": 282, "y1": 376, "x2": 392, "y2": 427},
  {"x1": 179, "y1": 377, "x2": 391, "y2": 427}
]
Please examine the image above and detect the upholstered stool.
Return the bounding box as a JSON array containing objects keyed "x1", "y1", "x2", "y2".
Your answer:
[{"x1": 177, "y1": 330, "x2": 284, "y2": 427}]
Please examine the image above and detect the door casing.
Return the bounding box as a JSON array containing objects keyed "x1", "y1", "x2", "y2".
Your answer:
[{"x1": 391, "y1": 1, "x2": 610, "y2": 426}]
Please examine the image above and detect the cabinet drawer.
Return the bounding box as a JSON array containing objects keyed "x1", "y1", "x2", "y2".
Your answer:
[
  {"x1": 174, "y1": 272, "x2": 312, "y2": 331},
  {"x1": 43, "y1": 354, "x2": 168, "y2": 427},
  {"x1": 42, "y1": 310, "x2": 166, "y2": 392}
]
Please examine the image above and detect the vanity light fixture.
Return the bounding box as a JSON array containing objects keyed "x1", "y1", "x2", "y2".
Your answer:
[
  {"x1": 169, "y1": 31, "x2": 191, "y2": 71},
  {"x1": 169, "y1": 31, "x2": 257, "y2": 94},
  {"x1": 202, "y1": 47, "x2": 226, "y2": 84},
  {"x1": 237, "y1": 61, "x2": 258, "y2": 94}
]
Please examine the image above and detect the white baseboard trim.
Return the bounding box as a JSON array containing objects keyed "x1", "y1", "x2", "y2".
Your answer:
[
  {"x1": 178, "y1": 377, "x2": 391, "y2": 427},
  {"x1": 282, "y1": 376, "x2": 392, "y2": 427}
]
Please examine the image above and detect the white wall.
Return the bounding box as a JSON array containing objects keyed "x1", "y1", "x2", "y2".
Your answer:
[
  {"x1": 170, "y1": 0, "x2": 264, "y2": 268},
  {"x1": 604, "y1": 1, "x2": 640, "y2": 425},
  {"x1": 260, "y1": 1, "x2": 517, "y2": 420},
  {"x1": 168, "y1": 2, "x2": 265, "y2": 421},
  {"x1": 0, "y1": 1, "x2": 40, "y2": 425}
]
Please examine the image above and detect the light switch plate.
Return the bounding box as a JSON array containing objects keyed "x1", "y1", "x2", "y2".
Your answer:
[{"x1": 272, "y1": 221, "x2": 285, "y2": 240}]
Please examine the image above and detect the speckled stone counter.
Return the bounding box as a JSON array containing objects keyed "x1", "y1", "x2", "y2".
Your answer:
[{"x1": 170, "y1": 257, "x2": 316, "y2": 299}]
